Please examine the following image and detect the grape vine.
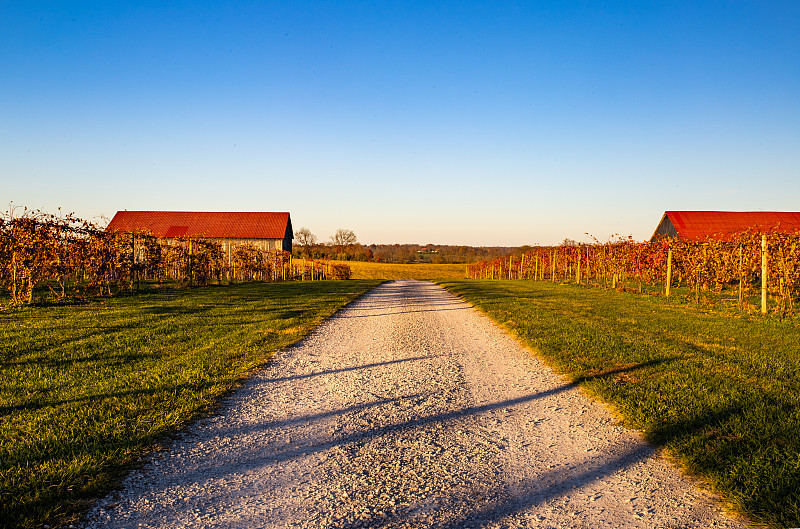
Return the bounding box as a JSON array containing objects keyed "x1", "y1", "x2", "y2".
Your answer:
[
  {"x1": 466, "y1": 231, "x2": 800, "y2": 315},
  {"x1": 0, "y1": 208, "x2": 339, "y2": 304}
]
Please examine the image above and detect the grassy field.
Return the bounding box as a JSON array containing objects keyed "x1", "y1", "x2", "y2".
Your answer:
[
  {"x1": 439, "y1": 279, "x2": 800, "y2": 528},
  {"x1": 335, "y1": 260, "x2": 467, "y2": 280},
  {"x1": 0, "y1": 280, "x2": 382, "y2": 529}
]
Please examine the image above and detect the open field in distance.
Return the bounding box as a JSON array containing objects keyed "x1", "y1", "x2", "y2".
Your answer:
[{"x1": 333, "y1": 260, "x2": 468, "y2": 280}]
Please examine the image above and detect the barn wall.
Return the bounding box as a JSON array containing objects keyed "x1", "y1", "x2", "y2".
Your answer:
[
  {"x1": 216, "y1": 238, "x2": 285, "y2": 252},
  {"x1": 156, "y1": 238, "x2": 285, "y2": 252},
  {"x1": 126, "y1": 235, "x2": 293, "y2": 260},
  {"x1": 127, "y1": 236, "x2": 290, "y2": 266}
]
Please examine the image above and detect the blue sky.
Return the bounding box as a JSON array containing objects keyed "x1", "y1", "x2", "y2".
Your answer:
[{"x1": 2, "y1": 1, "x2": 798, "y2": 245}]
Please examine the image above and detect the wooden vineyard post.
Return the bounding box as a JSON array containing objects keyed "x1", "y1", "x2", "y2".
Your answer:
[
  {"x1": 780, "y1": 276, "x2": 786, "y2": 313},
  {"x1": 130, "y1": 233, "x2": 136, "y2": 288},
  {"x1": 762, "y1": 234, "x2": 768, "y2": 314},
  {"x1": 576, "y1": 252, "x2": 581, "y2": 284},
  {"x1": 188, "y1": 240, "x2": 193, "y2": 287},
  {"x1": 509, "y1": 255, "x2": 513, "y2": 280},
  {"x1": 554, "y1": 249, "x2": 558, "y2": 282},
  {"x1": 702, "y1": 244, "x2": 709, "y2": 302},
  {"x1": 603, "y1": 248, "x2": 607, "y2": 286},
  {"x1": 665, "y1": 247, "x2": 672, "y2": 297},
  {"x1": 695, "y1": 268, "x2": 700, "y2": 303},
  {"x1": 535, "y1": 256, "x2": 539, "y2": 281},
  {"x1": 586, "y1": 250, "x2": 590, "y2": 283},
  {"x1": 738, "y1": 245, "x2": 743, "y2": 307}
]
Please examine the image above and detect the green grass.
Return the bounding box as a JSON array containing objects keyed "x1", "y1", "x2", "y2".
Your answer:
[
  {"x1": 0, "y1": 280, "x2": 382, "y2": 529},
  {"x1": 439, "y1": 280, "x2": 800, "y2": 529},
  {"x1": 335, "y1": 260, "x2": 467, "y2": 280}
]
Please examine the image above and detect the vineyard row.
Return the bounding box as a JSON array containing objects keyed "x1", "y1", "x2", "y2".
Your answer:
[
  {"x1": 466, "y1": 231, "x2": 800, "y2": 315},
  {"x1": 0, "y1": 211, "x2": 350, "y2": 304}
]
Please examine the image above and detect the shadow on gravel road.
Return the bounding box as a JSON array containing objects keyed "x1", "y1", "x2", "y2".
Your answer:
[
  {"x1": 147, "y1": 359, "x2": 669, "y2": 527},
  {"x1": 186, "y1": 360, "x2": 661, "y2": 470},
  {"x1": 332, "y1": 305, "x2": 470, "y2": 318},
  {"x1": 254, "y1": 394, "x2": 431, "y2": 431},
  {"x1": 330, "y1": 442, "x2": 654, "y2": 529},
  {"x1": 437, "y1": 444, "x2": 655, "y2": 529},
  {"x1": 263, "y1": 356, "x2": 435, "y2": 384}
]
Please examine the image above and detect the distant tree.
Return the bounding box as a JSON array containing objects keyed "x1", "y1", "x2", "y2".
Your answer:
[
  {"x1": 330, "y1": 228, "x2": 357, "y2": 255},
  {"x1": 560, "y1": 238, "x2": 578, "y2": 247},
  {"x1": 294, "y1": 227, "x2": 317, "y2": 257}
]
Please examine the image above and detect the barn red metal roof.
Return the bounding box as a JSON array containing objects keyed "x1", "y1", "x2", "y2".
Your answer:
[
  {"x1": 107, "y1": 211, "x2": 292, "y2": 240},
  {"x1": 653, "y1": 211, "x2": 800, "y2": 242}
]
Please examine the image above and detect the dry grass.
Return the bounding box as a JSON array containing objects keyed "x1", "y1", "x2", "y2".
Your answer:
[{"x1": 334, "y1": 260, "x2": 468, "y2": 281}]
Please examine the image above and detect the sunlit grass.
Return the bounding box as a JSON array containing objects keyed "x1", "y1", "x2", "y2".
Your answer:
[
  {"x1": 334, "y1": 260, "x2": 467, "y2": 280},
  {"x1": 440, "y1": 279, "x2": 800, "y2": 529},
  {"x1": 0, "y1": 280, "x2": 382, "y2": 529}
]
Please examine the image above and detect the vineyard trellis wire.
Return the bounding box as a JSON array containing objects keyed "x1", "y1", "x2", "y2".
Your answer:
[
  {"x1": 466, "y1": 230, "x2": 800, "y2": 315},
  {"x1": 0, "y1": 209, "x2": 347, "y2": 304}
]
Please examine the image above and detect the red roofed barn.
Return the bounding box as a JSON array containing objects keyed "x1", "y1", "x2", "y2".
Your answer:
[
  {"x1": 650, "y1": 211, "x2": 800, "y2": 242},
  {"x1": 107, "y1": 211, "x2": 293, "y2": 253}
]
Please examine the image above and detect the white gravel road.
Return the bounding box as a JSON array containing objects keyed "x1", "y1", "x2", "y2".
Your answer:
[{"x1": 82, "y1": 280, "x2": 750, "y2": 528}]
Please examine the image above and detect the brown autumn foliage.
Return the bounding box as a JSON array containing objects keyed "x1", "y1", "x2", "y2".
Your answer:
[
  {"x1": 0, "y1": 208, "x2": 348, "y2": 304},
  {"x1": 467, "y1": 231, "x2": 800, "y2": 314}
]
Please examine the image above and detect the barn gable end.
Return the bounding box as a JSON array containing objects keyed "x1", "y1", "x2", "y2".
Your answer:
[
  {"x1": 282, "y1": 215, "x2": 293, "y2": 254},
  {"x1": 651, "y1": 213, "x2": 678, "y2": 241}
]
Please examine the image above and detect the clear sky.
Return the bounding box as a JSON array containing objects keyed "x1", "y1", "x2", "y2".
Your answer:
[{"x1": 2, "y1": 1, "x2": 798, "y2": 246}]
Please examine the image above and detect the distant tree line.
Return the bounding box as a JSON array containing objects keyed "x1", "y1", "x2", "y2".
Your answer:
[{"x1": 293, "y1": 227, "x2": 523, "y2": 264}]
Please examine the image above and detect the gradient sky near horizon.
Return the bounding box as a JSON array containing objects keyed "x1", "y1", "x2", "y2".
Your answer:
[{"x1": 2, "y1": 1, "x2": 799, "y2": 246}]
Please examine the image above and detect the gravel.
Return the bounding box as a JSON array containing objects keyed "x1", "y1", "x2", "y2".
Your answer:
[{"x1": 81, "y1": 280, "x2": 751, "y2": 528}]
